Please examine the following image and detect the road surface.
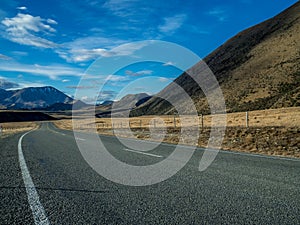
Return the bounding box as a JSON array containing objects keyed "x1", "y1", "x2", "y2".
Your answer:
[{"x1": 1, "y1": 122, "x2": 300, "y2": 224}]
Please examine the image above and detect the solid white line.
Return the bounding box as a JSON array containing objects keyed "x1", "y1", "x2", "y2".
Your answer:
[
  {"x1": 120, "y1": 137, "x2": 300, "y2": 162},
  {"x1": 124, "y1": 148, "x2": 163, "y2": 158},
  {"x1": 18, "y1": 131, "x2": 50, "y2": 225}
]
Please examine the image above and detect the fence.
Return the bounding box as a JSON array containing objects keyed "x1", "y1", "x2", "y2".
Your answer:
[{"x1": 77, "y1": 107, "x2": 300, "y2": 130}]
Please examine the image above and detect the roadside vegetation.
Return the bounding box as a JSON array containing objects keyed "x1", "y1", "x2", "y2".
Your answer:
[
  {"x1": 0, "y1": 122, "x2": 38, "y2": 138},
  {"x1": 54, "y1": 107, "x2": 300, "y2": 158}
]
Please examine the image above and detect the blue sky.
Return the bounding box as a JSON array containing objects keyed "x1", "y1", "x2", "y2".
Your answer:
[{"x1": 0, "y1": 0, "x2": 297, "y2": 103}]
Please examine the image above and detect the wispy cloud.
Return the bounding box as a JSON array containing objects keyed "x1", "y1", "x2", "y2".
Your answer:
[
  {"x1": 0, "y1": 62, "x2": 84, "y2": 79},
  {"x1": 66, "y1": 85, "x2": 96, "y2": 89},
  {"x1": 0, "y1": 53, "x2": 12, "y2": 60},
  {"x1": 105, "y1": 75, "x2": 129, "y2": 82},
  {"x1": 158, "y1": 77, "x2": 169, "y2": 83},
  {"x1": 158, "y1": 14, "x2": 186, "y2": 34},
  {"x1": 206, "y1": 8, "x2": 228, "y2": 22},
  {"x1": 125, "y1": 70, "x2": 153, "y2": 76},
  {"x1": 0, "y1": 77, "x2": 20, "y2": 89},
  {"x1": 0, "y1": 76, "x2": 46, "y2": 90},
  {"x1": 17, "y1": 6, "x2": 27, "y2": 11},
  {"x1": 1, "y1": 13, "x2": 58, "y2": 48},
  {"x1": 57, "y1": 38, "x2": 147, "y2": 62},
  {"x1": 98, "y1": 90, "x2": 117, "y2": 101},
  {"x1": 102, "y1": 0, "x2": 140, "y2": 18},
  {"x1": 163, "y1": 61, "x2": 175, "y2": 66},
  {"x1": 46, "y1": 18, "x2": 57, "y2": 25},
  {"x1": 11, "y1": 51, "x2": 28, "y2": 56}
]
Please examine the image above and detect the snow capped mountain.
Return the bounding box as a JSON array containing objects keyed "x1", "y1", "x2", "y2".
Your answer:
[{"x1": 0, "y1": 86, "x2": 75, "y2": 109}]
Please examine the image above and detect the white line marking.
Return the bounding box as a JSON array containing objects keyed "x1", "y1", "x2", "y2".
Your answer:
[
  {"x1": 218, "y1": 149, "x2": 300, "y2": 162},
  {"x1": 98, "y1": 134, "x2": 300, "y2": 162},
  {"x1": 51, "y1": 129, "x2": 66, "y2": 136},
  {"x1": 18, "y1": 131, "x2": 50, "y2": 225},
  {"x1": 123, "y1": 148, "x2": 163, "y2": 158},
  {"x1": 123, "y1": 138, "x2": 300, "y2": 162},
  {"x1": 75, "y1": 137, "x2": 86, "y2": 141}
]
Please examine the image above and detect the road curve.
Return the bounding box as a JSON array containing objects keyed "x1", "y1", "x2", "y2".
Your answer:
[{"x1": 0, "y1": 122, "x2": 300, "y2": 224}]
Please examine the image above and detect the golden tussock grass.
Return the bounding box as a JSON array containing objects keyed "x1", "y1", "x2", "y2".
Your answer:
[
  {"x1": 53, "y1": 107, "x2": 300, "y2": 158},
  {"x1": 0, "y1": 122, "x2": 39, "y2": 138}
]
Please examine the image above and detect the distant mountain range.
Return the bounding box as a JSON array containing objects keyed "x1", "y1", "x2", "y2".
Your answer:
[
  {"x1": 96, "y1": 93, "x2": 150, "y2": 117},
  {"x1": 131, "y1": 1, "x2": 300, "y2": 115},
  {"x1": 0, "y1": 86, "x2": 86, "y2": 110}
]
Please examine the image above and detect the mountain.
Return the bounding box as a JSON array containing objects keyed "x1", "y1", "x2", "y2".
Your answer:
[
  {"x1": 114, "y1": 93, "x2": 150, "y2": 110},
  {"x1": 42, "y1": 100, "x2": 88, "y2": 111},
  {"x1": 96, "y1": 93, "x2": 150, "y2": 117},
  {"x1": 0, "y1": 86, "x2": 75, "y2": 110},
  {"x1": 100, "y1": 100, "x2": 114, "y2": 106},
  {"x1": 132, "y1": 2, "x2": 300, "y2": 115}
]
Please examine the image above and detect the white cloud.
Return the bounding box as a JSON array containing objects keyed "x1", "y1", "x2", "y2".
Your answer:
[
  {"x1": 163, "y1": 61, "x2": 175, "y2": 66},
  {"x1": 17, "y1": 6, "x2": 27, "y2": 10},
  {"x1": 0, "y1": 62, "x2": 84, "y2": 80},
  {"x1": 46, "y1": 18, "x2": 57, "y2": 25},
  {"x1": 62, "y1": 79, "x2": 70, "y2": 83},
  {"x1": 57, "y1": 38, "x2": 147, "y2": 62},
  {"x1": 1, "y1": 13, "x2": 57, "y2": 48},
  {"x1": 56, "y1": 36, "x2": 124, "y2": 62},
  {"x1": 158, "y1": 14, "x2": 186, "y2": 34},
  {"x1": 70, "y1": 48, "x2": 113, "y2": 62}
]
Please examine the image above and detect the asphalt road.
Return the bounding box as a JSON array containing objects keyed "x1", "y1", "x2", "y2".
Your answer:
[{"x1": 1, "y1": 122, "x2": 300, "y2": 224}]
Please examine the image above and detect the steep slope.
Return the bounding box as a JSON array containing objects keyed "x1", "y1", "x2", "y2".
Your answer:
[
  {"x1": 132, "y1": 2, "x2": 300, "y2": 115},
  {"x1": 114, "y1": 93, "x2": 150, "y2": 110},
  {"x1": 1, "y1": 86, "x2": 74, "y2": 109}
]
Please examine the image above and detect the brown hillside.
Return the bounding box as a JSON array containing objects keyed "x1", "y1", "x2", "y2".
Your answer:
[{"x1": 132, "y1": 2, "x2": 300, "y2": 115}]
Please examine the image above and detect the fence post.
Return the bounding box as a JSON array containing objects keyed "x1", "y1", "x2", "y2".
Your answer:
[
  {"x1": 200, "y1": 114, "x2": 204, "y2": 129},
  {"x1": 246, "y1": 111, "x2": 249, "y2": 128},
  {"x1": 140, "y1": 120, "x2": 142, "y2": 129},
  {"x1": 174, "y1": 114, "x2": 176, "y2": 128}
]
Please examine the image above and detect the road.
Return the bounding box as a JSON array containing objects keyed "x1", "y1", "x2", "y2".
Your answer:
[{"x1": 1, "y1": 122, "x2": 300, "y2": 224}]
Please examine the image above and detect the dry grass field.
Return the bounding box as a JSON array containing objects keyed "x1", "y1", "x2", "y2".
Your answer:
[
  {"x1": 55, "y1": 107, "x2": 300, "y2": 129},
  {"x1": 0, "y1": 122, "x2": 38, "y2": 138},
  {"x1": 53, "y1": 107, "x2": 300, "y2": 158}
]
